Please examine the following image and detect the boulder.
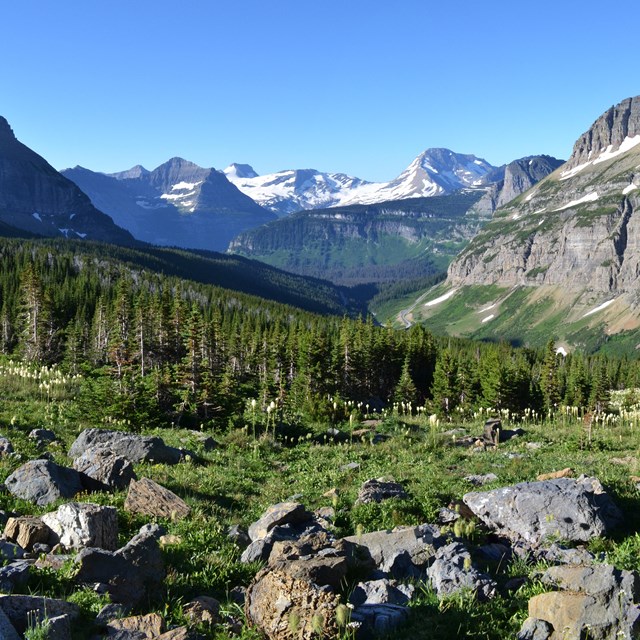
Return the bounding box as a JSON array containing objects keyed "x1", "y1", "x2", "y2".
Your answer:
[
  {"x1": 0, "y1": 607, "x2": 19, "y2": 640},
  {"x1": 349, "y1": 578, "x2": 414, "y2": 607},
  {"x1": 463, "y1": 476, "x2": 622, "y2": 545},
  {"x1": 464, "y1": 473, "x2": 498, "y2": 486},
  {"x1": 0, "y1": 561, "x2": 31, "y2": 592},
  {"x1": 517, "y1": 618, "x2": 553, "y2": 640},
  {"x1": 0, "y1": 595, "x2": 79, "y2": 635},
  {"x1": 4, "y1": 516, "x2": 51, "y2": 551},
  {"x1": 73, "y1": 448, "x2": 136, "y2": 490},
  {"x1": 0, "y1": 541, "x2": 23, "y2": 562},
  {"x1": 183, "y1": 596, "x2": 220, "y2": 625},
  {"x1": 124, "y1": 477, "x2": 190, "y2": 520},
  {"x1": 41, "y1": 502, "x2": 119, "y2": 550},
  {"x1": 28, "y1": 428, "x2": 56, "y2": 444},
  {"x1": 68, "y1": 428, "x2": 185, "y2": 465},
  {"x1": 523, "y1": 563, "x2": 640, "y2": 640},
  {"x1": 343, "y1": 524, "x2": 443, "y2": 578},
  {"x1": 106, "y1": 613, "x2": 165, "y2": 638},
  {"x1": 5, "y1": 459, "x2": 83, "y2": 506},
  {"x1": 75, "y1": 524, "x2": 165, "y2": 605},
  {"x1": 248, "y1": 502, "x2": 312, "y2": 542},
  {"x1": 427, "y1": 541, "x2": 497, "y2": 600},
  {"x1": 350, "y1": 603, "x2": 410, "y2": 636},
  {"x1": 245, "y1": 563, "x2": 340, "y2": 640},
  {"x1": 355, "y1": 478, "x2": 408, "y2": 505}
]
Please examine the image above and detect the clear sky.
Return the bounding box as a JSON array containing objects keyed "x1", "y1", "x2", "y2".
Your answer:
[{"x1": 2, "y1": 0, "x2": 639, "y2": 182}]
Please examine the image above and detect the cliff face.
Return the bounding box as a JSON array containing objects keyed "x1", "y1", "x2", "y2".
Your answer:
[
  {"x1": 447, "y1": 96, "x2": 640, "y2": 309},
  {"x1": 0, "y1": 116, "x2": 136, "y2": 245}
]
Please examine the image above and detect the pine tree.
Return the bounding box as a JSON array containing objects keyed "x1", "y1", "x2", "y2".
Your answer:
[
  {"x1": 394, "y1": 356, "x2": 418, "y2": 406},
  {"x1": 540, "y1": 339, "x2": 562, "y2": 411},
  {"x1": 430, "y1": 349, "x2": 459, "y2": 417}
]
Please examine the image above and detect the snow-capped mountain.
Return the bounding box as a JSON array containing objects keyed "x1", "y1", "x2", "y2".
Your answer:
[
  {"x1": 222, "y1": 165, "x2": 372, "y2": 216},
  {"x1": 63, "y1": 158, "x2": 275, "y2": 251},
  {"x1": 224, "y1": 149, "x2": 497, "y2": 216}
]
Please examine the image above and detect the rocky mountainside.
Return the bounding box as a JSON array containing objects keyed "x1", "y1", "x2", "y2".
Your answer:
[
  {"x1": 63, "y1": 159, "x2": 275, "y2": 251},
  {"x1": 0, "y1": 117, "x2": 136, "y2": 245},
  {"x1": 410, "y1": 96, "x2": 640, "y2": 352},
  {"x1": 229, "y1": 191, "x2": 488, "y2": 285},
  {"x1": 224, "y1": 149, "x2": 496, "y2": 216}
]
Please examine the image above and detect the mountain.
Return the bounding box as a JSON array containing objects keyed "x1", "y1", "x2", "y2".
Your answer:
[
  {"x1": 223, "y1": 165, "x2": 372, "y2": 216},
  {"x1": 63, "y1": 158, "x2": 276, "y2": 251},
  {"x1": 224, "y1": 149, "x2": 497, "y2": 216},
  {"x1": 229, "y1": 191, "x2": 488, "y2": 285},
  {"x1": 0, "y1": 116, "x2": 136, "y2": 245},
  {"x1": 407, "y1": 96, "x2": 640, "y2": 353},
  {"x1": 229, "y1": 154, "x2": 560, "y2": 287}
]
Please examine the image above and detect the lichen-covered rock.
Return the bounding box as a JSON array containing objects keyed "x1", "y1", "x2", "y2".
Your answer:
[
  {"x1": 245, "y1": 563, "x2": 341, "y2": 640},
  {"x1": 0, "y1": 595, "x2": 80, "y2": 635},
  {"x1": 124, "y1": 477, "x2": 190, "y2": 520},
  {"x1": 463, "y1": 476, "x2": 622, "y2": 545},
  {"x1": 41, "y1": 502, "x2": 119, "y2": 550},
  {"x1": 355, "y1": 478, "x2": 408, "y2": 505},
  {"x1": 5, "y1": 459, "x2": 83, "y2": 506}
]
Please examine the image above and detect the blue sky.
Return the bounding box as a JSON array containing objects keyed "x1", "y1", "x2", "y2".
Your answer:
[{"x1": 2, "y1": 0, "x2": 639, "y2": 181}]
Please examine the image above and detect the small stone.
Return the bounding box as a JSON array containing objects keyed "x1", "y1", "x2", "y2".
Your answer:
[
  {"x1": 536, "y1": 468, "x2": 573, "y2": 481},
  {"x1": 0, "y1": 437, "x2": 14, "y2": 456},
  {"x1": 248, "y1": 502, "x2": 312, "y2": 542},
  {"x1": 355, "y1": 479, "x2": 408, "y2": 505},
  {"x1": 28, "y1": 428, "x2": 56, "y2": 444},
  {"x1": 183, "y1": 596, "x2": 220, "y2": 625},
  {"x1": 106, "y1": 612, "x2": 165, "y2": 638}
]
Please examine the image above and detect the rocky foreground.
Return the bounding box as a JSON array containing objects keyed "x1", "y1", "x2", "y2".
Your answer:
[{"x1": 0, "y1": 424, "x2": 637, "y2": 639}]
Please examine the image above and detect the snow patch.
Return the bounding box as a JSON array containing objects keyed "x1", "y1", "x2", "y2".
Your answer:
[
  {"x1": 478, "y1": 303, "x2": 496, "y2": 313},
  {"x1": 424, "y1": 289, "x2": 457, "y2": 307},
  {"x1": 623, "y1": 183, "x2": 638, "y2": 195},
  {"x1": 561, "y1": 136, "x2": 640, "y2": 180},
  {"x1": 171, "y1": 181, "x2": 202, "y2": 191},
  {"x1": 556, "y1": 346, "x2": 567, "y2": 356},
  {"x1": 32, "y1": 212, "x2": 42, "y2": 222},
  {"x1": 525, "y1": 190, "x2": 537, "y2": 202},
  {"x1": 75, "y1": 231, "x2": 87, "y2": 238},
  {"x1": 136, "y1": 200, "x2": 167, "y2": 210},
  {"x1": 161, "y1": 191, "x2": 196, "y2": 201},
  {"x1": 553, "y1": 191, "x2": 599, "y2": 212},
  {"x1": 582, "y1": 298, "x2": 617, "y2": 318},
  {"x1": 481, "y1": 314, "x2": 495, "y2": 323}
]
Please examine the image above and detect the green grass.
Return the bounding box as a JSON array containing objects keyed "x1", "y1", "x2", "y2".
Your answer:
[{"x1": 3, "y1": 363, "x2": 640, "y2": 638}]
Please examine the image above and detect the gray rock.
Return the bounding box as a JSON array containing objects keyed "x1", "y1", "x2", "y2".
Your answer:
[
  {"x1": 5, "y1": 460, "x2": 83, "y2": 506},
  {"x1": 464, "y1": 473, "x2": 498, "y2": 486},
  {"x1": 355, "y1": 479, "x2": 408, "y2": 505},
  {"x1": 0, "y1": 560, "x2": 31, "y2": 592},
  {"x1": 95, "y1": 603, "x2": 130, "y2": 627},
  {"x1": 0, "y1": 607, "x2": 19, "y2": 640},
  {"x1": 0, "y1": 437, "x2": 14, "y2": 456},
  {"x1": 427, "y1": 541, "x2": 497, "y2": 600},
  {"x1": 350, "y1": 603, "x2": 410, "y2": 636},
  {"x1": 349, "y1": 578, "x2": 414, "y2": 607},
  {"x1": 0, "y1": 595, "x2": 79, "y2": 634},
  {"x1": 227, "y1": 524, "x2": 250, "y2": 549},
  {"x1": 28, "y1": 428, "x2": 56, "y2": 444},
  {"x1": 74, "y1": 524, "x2": 165, "y2": 605},
  {"x1": 42, "y1": 614, "x2": 73, "y2": 640},
  {"x1": 463, "y1": 475, "x2": 622, "y2": 545},
  {"x1": 343, "y1": 524, "x2": 443, "y2": 579},
  {"x1": 248, "y1": 502, "x2": 312, "y2": 542},
  {"x1": 0, "y1": 541, "x2": 23, "y2": 562},
  {"x1": 68, "y1": 428, "x2": 185, "y2": 465},
  {"x1": 41, "y1": 502, "x2": 119, "y2": 550},
  {"x1": 73, "y1": 447, "x2": 136, "y2": 490},
  {"x1": 340, "y1": 462, "x2": 360, "y2": 472},
  {"x1": 517, "y1": 617, "x2": 553, "y2": 640}
]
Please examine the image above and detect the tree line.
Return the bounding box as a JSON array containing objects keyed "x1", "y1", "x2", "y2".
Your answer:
[{"x1": 0, "y1": 238, "x2": 637, "y2": 430}]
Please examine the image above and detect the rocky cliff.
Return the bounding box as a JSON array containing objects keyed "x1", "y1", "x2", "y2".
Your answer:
[
  {"x1": 414, "y1": 96, "x2": 640, "y2": 350},
  {"x1": 0, "y1": 117, "x2": 136, "y2": 245}
]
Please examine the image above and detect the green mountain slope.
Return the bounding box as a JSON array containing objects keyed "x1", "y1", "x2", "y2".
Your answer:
[{"x1": 228, "y1": 191, "x2": 486, "y2": 285}]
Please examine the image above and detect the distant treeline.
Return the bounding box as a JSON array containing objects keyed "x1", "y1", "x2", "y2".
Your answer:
[{"x1": 0, "y1": 238, "x2": 637, "y2": 429}]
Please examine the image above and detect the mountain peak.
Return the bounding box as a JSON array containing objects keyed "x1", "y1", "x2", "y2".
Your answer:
[
  {"x1": 109, "y1": 164, "x2": 149, "y2": 180},
  {"x1": 0, "y1": 116, "x2": 16, "y2": 140},
  {"x1": 224, "y1": 163, "x2": 258, "y2": 179},
  {"x1": 566, "y1": 95, "x2": 640, "y2": 170}
]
